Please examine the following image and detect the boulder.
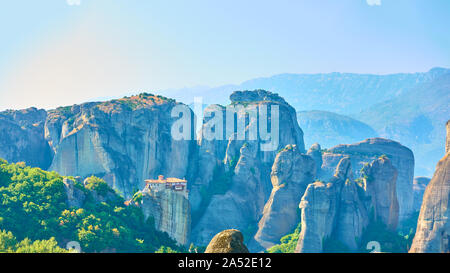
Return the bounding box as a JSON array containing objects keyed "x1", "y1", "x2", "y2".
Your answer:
[{"x1": 205, "y1": 229, "x2": 249, "y2": 253}]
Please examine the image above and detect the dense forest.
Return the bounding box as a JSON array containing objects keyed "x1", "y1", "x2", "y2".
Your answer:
[{"x1": 0, "y1": 158, "x2": 181, "y2": 253}]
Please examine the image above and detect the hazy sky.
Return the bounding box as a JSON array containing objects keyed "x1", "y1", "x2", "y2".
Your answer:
[{"x1": 0, "y1": 0, "x2": 449, "y2": 110}]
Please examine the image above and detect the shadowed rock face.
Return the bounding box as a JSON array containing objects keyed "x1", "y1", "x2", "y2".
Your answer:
[
  {"x1": 410, "y1": 121, "x2": 450, "y2": 253},
  {"x1": 191, "y1": 90, "x2": 306, "y2": 246},
  {"x1": 0, "y1": 108, "x2": 52, "y2": 169},
  {"x1": 321, "y1": 138, "x2": 414, "y2": 222},
  {"x1": 413, "y1": 177, "x2": 431, "y2": 212},
  {"x1": 251, "y1": 145, "x2": 315, "y2": 251},
  {"x1": 205, "y1": 229, "x2": 249, "y2": 253}
]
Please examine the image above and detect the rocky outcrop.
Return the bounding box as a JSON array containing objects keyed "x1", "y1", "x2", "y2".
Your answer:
[
  {"x1": 410, "y1": 121, "x2": 450, "y2": 253},
  {"x1": 321, "y1": 138, "x2": 414, "y2": 221},
  {"x1": 362, "y1": 157, "x2": 399, "y2": 230},
  {"x1": 307, "y1": 143, "x2": 322, "y2": 176},
  {"x1": 63, "y1": 177, "x2": 86, "y2": 208},
  {"x1": 141, "y1": 187, "x2": 191, "y2": 246},
  {"x1": 296, "y1": 156, "x2": 399, "y2": 252},
  {"x1": 0, "y1": 108, "x2": 52, "y2": 169},
  {"x1": 252, "y1": 145, "x2": 315, "y2": 251},
  {"x1": 45, "y1": 94, "x2": 195, "y2": 198},
  {"x1": 191, "y1": 90, "x2": 306, "y2": 246},
  {"x1": 412, "y1": 177, "x2": 431, "y2": 212},
  {"x1": 447, "y1": 120, "x2": 450, "y2": 154},
  {"x1": 295, "y1": 158, "x2": 354, "y2": 252},
  {"x1": 204, "y1": 229, "x2": 249, "y2": 253}
]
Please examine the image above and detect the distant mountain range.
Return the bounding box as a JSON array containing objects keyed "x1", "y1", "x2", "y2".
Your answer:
[{"x1": 156, "y1": 67, "x2": 450, "y2": 176}]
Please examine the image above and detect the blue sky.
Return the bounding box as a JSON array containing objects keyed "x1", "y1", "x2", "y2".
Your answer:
[{"x1": 0, "y1": 0, "x2": 449, "y2": 110}]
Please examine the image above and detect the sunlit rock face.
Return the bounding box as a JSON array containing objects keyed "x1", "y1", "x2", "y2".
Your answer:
[
  {"x1": 44, "y1": 94, "x2": 195, "y2": 198},
  {"x1": 251, "y1": 144, "x2": 315, "y2": 251},
  {"x1": 410, "y1": 121, "x2": 450, "y2": 253},
  {"x1": 295, "y1": 155, "x2": 400, "y2": 253},
  {"x1": 320, "y1": 138, "x2": 414, "y2": 222},
  {"x1": 0, "y1": 107, "x2": 52, "y2": 169},
  {"x1": 141, "y1": 186, "x2": 191, "y2": 246},
  {"x1": 190, "y1": 90, "x2": 306, "y2": 247}
]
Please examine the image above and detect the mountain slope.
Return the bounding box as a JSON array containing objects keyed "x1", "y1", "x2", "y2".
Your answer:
[
  {"x1": 297, "y1": 110, "x2": 378, "y2": 149},
  {"x1": 357, "y1": 73, "x2": 450, "y2": 176}
]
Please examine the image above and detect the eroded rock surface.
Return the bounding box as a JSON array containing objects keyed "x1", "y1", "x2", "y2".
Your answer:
[
  {"x1": 191, "y1": 90, "x2": 306, "y2": 246},
  {"x1": 205, "y1": 229, "x2": 249, "y2": 253},
  {"x1": 0, "y1": 108, "x2": 52, "y2": 169},
  {"x1": 321, "y1": 138, "x2": 414, "y2": 221},
  {"x1": 252, "y1": 145, "x2": 315, "y2": 250},
  {"x1": 410, "y1": 121, "x2": 450, "y2": 253}
]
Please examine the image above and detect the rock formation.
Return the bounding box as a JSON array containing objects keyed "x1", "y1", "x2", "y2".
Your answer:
[
  {"x1": 320, "y1": 138, "x2": 414, "y2": 221},
  {"x1": 63, "y1": 177, "x2": 86, "y2": 208},
  {"x1": 45, "y1": 94, "x2": 195, "y2": 198},
  {"x1": 410, "y1": 121, "x2": 450, "y2": 253},
  {"x1": 204, "y1": 229, "x2": 249, "y2": 253},
  {"x1": 252, "y1": 144, "x2": 315, "y2": 251},
  {"x1": 447, "y1": 120, "x2": 450, "y2": 154},
  {"x1": 295, "y1": 157, "x2": 367, "y2": 252},
  {"x1": 296, "y1": 155, "x2": 400, "y2": 252},
  {"x1": 191, "y1": 90, "x2": 306, "y2": 246},
  {"x1": 362, "y1": 157, "x2": 399, "y2": 230},
  {"x1": 307, "y1": 143, "x2": 322, "y2": 176},
  {"x1": 0, "y1": 108, "x2": 52, "y2": 169},
  {"x1": 412, "y1": 177, "x2": 431, "y2": 212},
  {"x1": 141, "y1": 185, "x2": 191, "y2": 246}
]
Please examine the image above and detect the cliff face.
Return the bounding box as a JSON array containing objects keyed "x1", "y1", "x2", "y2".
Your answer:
[
  {"x1": 362, "y1": 157, "x2": 399, "y2": 230},
  {"x1": 0, "y1": 108, "x2": 52, "y2": 169},
  {"x1": 295, "y1": 156, "x2": 399, "y2": 253},
  {"x1": 141, "y1": 187, "x2": 191, "y2": 246},
  {"x1": 252, "y1": 144, "x2": 315, "y2": 251},
  {"x1": 45, "y1": 94, "x2": 195, "y2": 198},
  {"x1": 410, "y1": 121, "x2": 450, "y2": 253},
  {"x1": 320, "y1": 138, "x2": 414, "y2": 222},
  {"x1": 191, "y1": 90, "x2": 306, "y2": 246},
  {"x1": 297, "y1": 158, "x2": 372, "y2": 252},
  {"x1": 447, "y1": 120, "x2": 450, "y2": 154}
]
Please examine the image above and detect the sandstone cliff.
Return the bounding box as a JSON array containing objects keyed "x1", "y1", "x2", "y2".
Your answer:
[
  {"x1": 191, "y1": 90, "x2": 306, "y2": 246},
  {"x1": 320, "y1": 138, "x2": 414, "y2": 222},
  {"x1": 141, "y1": 187, "x2": 191, "y2": 246},
  {"x1": 252, "y1": 144, "x2": 315, "y2": 251},
  {"x1": 0, "y1": 108, "x2": 52, "y2": 169},
  {"x1": 295, "y1": 156, "x2": 400, "y2": 252},
  {"x1": 295, "y1": 157, "x2": 367, "y2": 252},
  {"x1": 45, "y1": 94, "x2": 195, "y2": 198},
  {"x1": 362, "y1": 157, "x2": 399, "y2": 230},
  {"x1": 410, "y1": 121, "x2": 450, "y2": 253},
  {"x1": 307, "y1": 143, "x2": 322, "y2": 176}
]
